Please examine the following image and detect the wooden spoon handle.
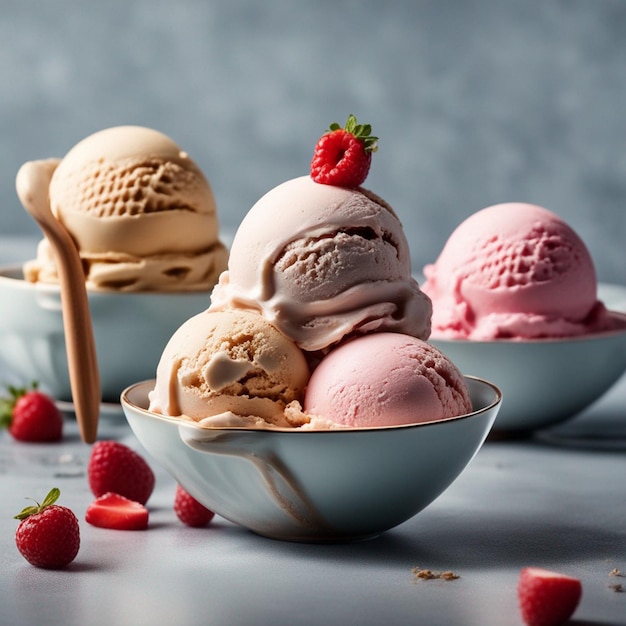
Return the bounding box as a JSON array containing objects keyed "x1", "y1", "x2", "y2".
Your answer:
[
  {"x1": 16, "y1": 161, "x2": 101, "y2": 443},
  {"x1": 49, "y1": 225, "x2": 101, "y2": 444}
]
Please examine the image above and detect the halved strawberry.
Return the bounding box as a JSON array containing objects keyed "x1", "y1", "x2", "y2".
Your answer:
[
  {"x1": 518, "y1": 567, "x2": 582, "y2": 626},
  {"x1": 85, "y1": 493, "x2": 149, "y2": 531}
]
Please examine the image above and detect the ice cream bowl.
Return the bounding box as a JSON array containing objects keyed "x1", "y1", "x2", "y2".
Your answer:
[
  {"x1": 430, "y1": 311, "x2": 626, "y2": 433},
  {"x1": 0, "y1": 265, "x2": 211, "y2": 405},
  {"x1": 121, "y1": 376, "x2": 501, "y2": 542}
]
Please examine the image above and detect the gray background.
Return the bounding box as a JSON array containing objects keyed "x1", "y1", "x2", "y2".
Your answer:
[{"x1": 1, "y1": 0, "x2": 624, "y2": 282}]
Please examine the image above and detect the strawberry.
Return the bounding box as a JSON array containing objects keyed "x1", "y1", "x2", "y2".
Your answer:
[
  {"x1": 14, "y1": 487, "x2": 80, "y2": 569},
  {"x1": 174, "y1": 484, "x2": 215, "y2": 528},
  {"x1": 0, "y1": 382, "x2": 63, "y2": 442},
  {"x1": 310, "y1": 114, "x2": 378, "y2": 188},
  {"x1": 85, "y1": 492, "x2": 149, "y2": 530},
  {"x1": 88, "y1": 440, "x2": 155, "y2": 505},
  {"x1": 518, "y1": 567, "x2": 582, "y2": 626}
]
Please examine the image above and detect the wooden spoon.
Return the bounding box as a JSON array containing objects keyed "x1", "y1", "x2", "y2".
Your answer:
[{"x1": 16, "y1": 160, "x2": 101, "y2": 443}]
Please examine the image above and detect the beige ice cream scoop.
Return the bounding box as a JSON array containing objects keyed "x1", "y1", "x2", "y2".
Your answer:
[
  {"x1": 148, "y1": 310, "x2": 310, "y2": 428},
  {"x1": 24, "y1": 126, "x2": 228, "y2": 292}
]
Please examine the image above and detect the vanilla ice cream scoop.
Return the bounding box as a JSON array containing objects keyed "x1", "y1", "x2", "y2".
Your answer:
[
  {"x1": 210, "y1": 176, "x2": 432, "y2": 352},
  {"x1": 148, "y1": 309, "x2": 310, "y2": 428},
  {"x1": 24, "y1": 126, "x2": 228, "y2": 291}
]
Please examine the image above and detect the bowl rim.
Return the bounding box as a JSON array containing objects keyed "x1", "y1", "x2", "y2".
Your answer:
[{"x1": 120, "y1": 375, "x2": 503, "y2": 435}]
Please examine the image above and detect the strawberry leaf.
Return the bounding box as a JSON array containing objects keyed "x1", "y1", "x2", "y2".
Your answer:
[
  {"x1": 0, "y1": 398, "x2": 13, "y2": 428},
  {"x1": 1, "y1": 382, "x2": 41, "y2": 428},
  {"x1": 14, "y1": 487, "x2": 61, "y2": 520},
  {"x1": 14, "y1": 505, "x2": 40, "y2": 520},
  {"x1": 41, "y1": 487, "x2": 61, "y2": 509}
]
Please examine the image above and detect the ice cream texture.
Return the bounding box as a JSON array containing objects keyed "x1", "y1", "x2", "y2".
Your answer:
[
  {"x1": 152, "y1": 174, "x2": 461, "y2": 430},
  {"x1": 304, "y1": 333, "x2": 472, "y2": 427},
  {"x1": 149, "y1": 117, "x2": 475, "y2": 431},
  {"x1": 210, "y1": 175, "x2": 432, "y2": 352},
  {"x1": 148, "y1": 310, "x2": 310, "y2": 428},
  {"x1": 422, "y1": 202, "x2": 622, "y2": 340},
  {"x1": 23, "y1": 126, "x2": 228, "y2": 292}
]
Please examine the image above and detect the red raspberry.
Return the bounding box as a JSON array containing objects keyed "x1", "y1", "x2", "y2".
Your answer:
[
  {"x1": 0, "y1": 383, "x2": 63, "y2": 442},
  {"x1": 310, "y1": 114, "x2": 378, "y2": 188},
  {"x1": 88, "y1": 440, "x2": 155, "y2": 505},
  {"x1": 518, "y1": 567, "x2": 582, "y2": 626},
  {"x1": 14, "y1": 488, "x2": 80, "y2": 569},
  {"x1": 174, "y1": 484, "x2": 215, "y2": 527}
]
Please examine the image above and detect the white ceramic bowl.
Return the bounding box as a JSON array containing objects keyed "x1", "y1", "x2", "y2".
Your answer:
[
  {"x1": 430, "y1": 285, "x2": 626, "y2": 433},
  {"x1": 0, "y1": 265, "x2": 211, "y2": 403},
  {"x1": 121, "y1": 376, "x2": 502, "y2": 542}
]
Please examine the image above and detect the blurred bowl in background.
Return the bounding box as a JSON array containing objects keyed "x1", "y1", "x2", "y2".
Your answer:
[
  {"x1": 430, "y1": 284, "x2": 626, "y2": 433},
  {"x1": 0, "y1": 265, "x2": 211, "y2": 403}
]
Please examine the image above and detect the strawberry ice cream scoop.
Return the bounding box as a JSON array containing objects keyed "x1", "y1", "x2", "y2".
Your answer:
[
  {"x1": 303, "y1": 333, "x2": 472, "y2": 427},
  {"x1": 210, "y1": 176, "x2": 432, "y2": 352},
  {"x1": 422, "y1": 203, "x2": 621, "y2": 340}
]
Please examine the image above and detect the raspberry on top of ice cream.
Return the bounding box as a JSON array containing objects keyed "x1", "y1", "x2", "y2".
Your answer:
[
  {"x1": 152, "y1": 115, "x2": 474, "y2": 433},
  {"x1": 310, "y1": 114, "x2": 378, "y2": 188},
  {"x1": 210, "y1": 116, "x2": 431, "y2": 352}
]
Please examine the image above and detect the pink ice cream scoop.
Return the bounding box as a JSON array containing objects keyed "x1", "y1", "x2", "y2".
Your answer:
[
  {"x1": 210, "y1": 176, "x2": 432, "y2": 352},
  {"x1": 422, "y1": 203, "x2": 619, "y2": 340},
  {"x1": 304, "y1": 333, "x2": 472, "y2": 427}
]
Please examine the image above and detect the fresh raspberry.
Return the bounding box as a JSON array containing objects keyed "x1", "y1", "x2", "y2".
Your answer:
[
  {"x1": 518, "y1": 567, "x2": 582, "y2": 626},
  {"x1": 14, "y1": 487, "x2": 80, "y2": 569},
  {"x1": 88, "y1": 440, "x2": 155, "y2": 505},
  {"x1": 85, "y1": 492, "x2": 149, "y2": 531},
  {"x1": 174, "y1": 484, "x2": 215, "y2": 528},
  {"x1": 0, "y1": 383, "x2": 63, "y2": 442},
  {"x1": 310, "y1": 114, "x2": 378, "y2": 188}
]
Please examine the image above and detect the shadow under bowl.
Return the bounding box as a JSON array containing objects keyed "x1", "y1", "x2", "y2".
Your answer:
[{"x1": 121, "y1": 376, "x2": 502, "y2": 542}]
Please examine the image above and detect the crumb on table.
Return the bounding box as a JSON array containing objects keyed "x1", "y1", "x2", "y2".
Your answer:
[{"x1": 411, "y1": 567, "x2": 460, "y2": 582}]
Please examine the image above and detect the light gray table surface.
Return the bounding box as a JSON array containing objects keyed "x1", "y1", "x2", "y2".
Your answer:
[{"x1": 1, "y1": 239, "x2": 625, "y2": 626}]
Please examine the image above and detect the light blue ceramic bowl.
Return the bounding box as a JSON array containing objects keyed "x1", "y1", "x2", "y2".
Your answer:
[
  {"x1": 122, "y1": 376, "x2": 501, "y2": 542},
  {"x1": 430, "y1": 284, "x2": 626, "y2": 433},
  {"x1": 0, "y1": 265, "x2": 211, "y2": 403}
]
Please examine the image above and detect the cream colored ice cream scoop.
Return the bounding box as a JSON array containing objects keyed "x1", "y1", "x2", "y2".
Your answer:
[
  {"x1": 23, "y1": 126, "x2": 228, "y2": 292},
  {"x1": 210, "y1": 176, "x2": 432, "y2": 352},
  {"x1": 16, "y1": 159, "x2": 101, "y2": 443}
]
